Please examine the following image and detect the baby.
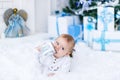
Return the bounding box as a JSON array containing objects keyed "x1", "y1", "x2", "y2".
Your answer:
[{"x1": 35, "y1": 34, "x2": 75, "y2": 76}]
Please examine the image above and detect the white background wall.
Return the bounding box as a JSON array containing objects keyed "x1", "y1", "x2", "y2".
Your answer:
[
  {"x1": 35, "y1": 0, "x2": 51, "y2": 33},
  {"x1": 35, "y1": 0, "x2": 69, "y2": 33}
]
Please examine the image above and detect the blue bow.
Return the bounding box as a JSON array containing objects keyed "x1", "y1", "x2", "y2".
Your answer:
[{"x1": 93, "y1": 31, "x2": 120, "y2": 51}]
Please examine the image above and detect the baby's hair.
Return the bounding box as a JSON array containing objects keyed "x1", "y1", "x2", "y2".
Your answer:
[{"x1": 58, "y1": 34, "x2": 75, "y2": 57}]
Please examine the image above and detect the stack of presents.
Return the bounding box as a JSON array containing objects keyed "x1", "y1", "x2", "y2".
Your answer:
[
  {"x1": 48, "y1": 6, "x2": 120, "y2": 51},
  {"x1": 48, "y1": 14, "x2": 83, "y2": 43},
  {"x1": 84, "y1": 6, "x2": 120, "y2": 51}
]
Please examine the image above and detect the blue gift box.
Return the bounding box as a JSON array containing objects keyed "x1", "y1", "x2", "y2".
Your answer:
[
  {"x1": 48, "y1": 14, "x2": 80, "y2": 39},
  {"x1": 68, "y1": 24, "x2": 83, "y2": 43},
  {"x1": 55, "y1": 13, "x2": 82, "y2": 42},
  {"x1": 83, "y1": 16, "x2": 96, "y2": 46}
]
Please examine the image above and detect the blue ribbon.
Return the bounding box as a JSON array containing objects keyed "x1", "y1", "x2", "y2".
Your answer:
[
  {"x1": 93, "y1": 31, "x2": 120, "y2": 51},
  {"x1": 92, "y1": 31, "x2": 106, "y2": 51}
]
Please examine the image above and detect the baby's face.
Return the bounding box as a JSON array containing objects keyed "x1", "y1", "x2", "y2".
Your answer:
[{"x1": 53, "y1": 37, "x2": 72, "y2": 58}]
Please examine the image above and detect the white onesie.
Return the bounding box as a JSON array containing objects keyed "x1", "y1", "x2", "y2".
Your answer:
[{"x1": 37, "y1": 41, "x2": 71, "y2": 75}]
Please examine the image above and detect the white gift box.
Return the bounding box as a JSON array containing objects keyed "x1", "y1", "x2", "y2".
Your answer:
[
  {"x1": 48, "y1": 15, "x2": 80, "y2": 37},
  {"x1": 97, "y1": 6, "x2": 114, "y2": 31},
  {"x1": 83, "y1": 16, "x2": 95, "y2": 47},
  {"x1": 92, "y1": 30, "x2": 120, "y2": 51}
]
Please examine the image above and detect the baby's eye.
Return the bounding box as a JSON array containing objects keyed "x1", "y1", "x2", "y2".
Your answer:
[{"x1": 61, "y1": 47, "x2": 64, "y2": 50}]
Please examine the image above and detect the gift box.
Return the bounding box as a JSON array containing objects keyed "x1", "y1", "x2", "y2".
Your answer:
[
  {"x1": 48, "y1": 15, "x2": 81, "y2": 38},
  {"x1": 83, "y1": 16, "x2": 96, "y2": 47},
  {"x1": 97, "y1": 6, "x2": 114, "y2": 31},
  {"x1": 92, "y1": 30, "x2": 120, "y2": 51},
  {"x1": 68, "y1": 24, "x2": 83, "y2": 42}
]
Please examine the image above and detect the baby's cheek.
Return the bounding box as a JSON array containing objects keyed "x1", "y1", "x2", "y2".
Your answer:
[{"x1": 58, "y1": 50, "x2": 62, "y2": 53}]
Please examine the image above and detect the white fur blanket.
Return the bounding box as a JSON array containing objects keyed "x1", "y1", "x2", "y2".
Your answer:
[{"x1": 0, "y1": 33, "x2": 120, "y2": 80}]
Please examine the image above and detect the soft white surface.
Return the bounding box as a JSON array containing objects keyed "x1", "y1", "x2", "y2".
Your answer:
[{"x1": 0, "y1": 33, "x2": 120, "y2": 80}]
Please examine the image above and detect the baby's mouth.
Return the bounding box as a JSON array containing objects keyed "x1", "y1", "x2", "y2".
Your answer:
[
  {"x1": 54, "y1": 47, "x2": 58, "y2": 54},
  {"x1": 54, "y1": 48, "x2": 57, "y2": 54},
  {"x1": 53, "y1": 46, "x2": 57, "y2": 54}
]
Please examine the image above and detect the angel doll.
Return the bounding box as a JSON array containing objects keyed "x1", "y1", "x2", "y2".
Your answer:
[{"x1": 3, "y1": 8, "x2": 30, "y2": 38}]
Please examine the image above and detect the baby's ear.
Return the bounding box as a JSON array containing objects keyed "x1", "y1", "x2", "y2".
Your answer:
[
  {"x1": 72, "y1": 49, "x2": 75, "y2": 52},
  {"x1": 35, "y1": 46, "x2": 41, "y2": 51},
  {"x1": 66, "y1": 52, "x2": 70, "y2": 55},
  {"x1": 68, "y1": 49, "x2": 75, "y2": 57}
]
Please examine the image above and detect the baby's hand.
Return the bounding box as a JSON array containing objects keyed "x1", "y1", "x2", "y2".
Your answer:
[
  {"x1": 47, "y1": 73, "x2": 55, "y2": 77},
  {"x1": 34, "y1": 46, "x2": 41, "y2": 53}
]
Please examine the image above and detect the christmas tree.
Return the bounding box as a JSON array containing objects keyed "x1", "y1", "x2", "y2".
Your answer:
[
  {"x1": 62, "y1": 0, "x2": 120, "y2": 28},
  {"x1": 62, "y1": 0, "x2": 120, "y2": 17}
]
